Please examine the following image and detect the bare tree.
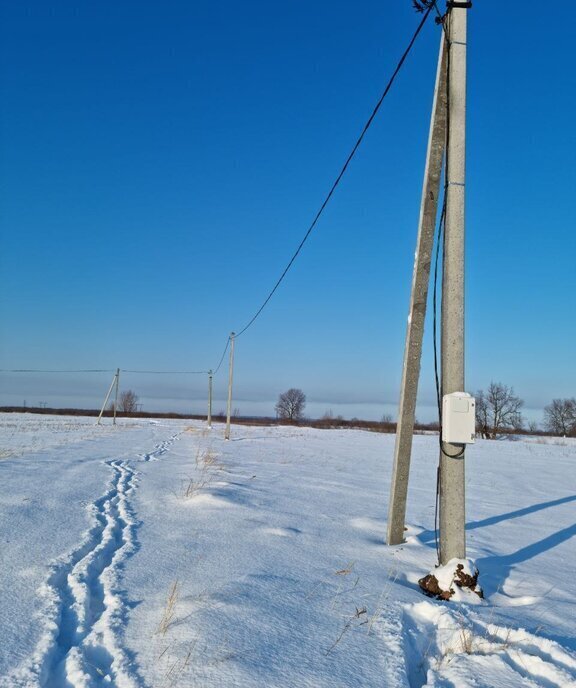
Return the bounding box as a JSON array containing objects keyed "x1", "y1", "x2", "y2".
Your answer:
[
  {"x1": 475, "y1": 382, "x2": 523, "y2": 439},
  {"x1": 118, "y1": 390, "x2": 139, "y2": 414},
  {"x1": 275, "y1": 388, "x2": 306, "y2": 421},
  {"x1": 544, "y1": 398, "x2": 576, "y2": 437}
]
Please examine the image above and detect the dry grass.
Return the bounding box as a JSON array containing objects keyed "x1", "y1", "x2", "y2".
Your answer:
[
  {"x1": 178, "y1": 447, "x2": 222, "y2": 500},
  {"x1": 157, "y1": 581, "x2": 179, "y2": 636},
  {"x1": 153, "y1": 583, "x2": 237, "y2": 688},
  {"x1": 195, "y1": 448, "x2": 221, "y2": 470},
  {"x1": 158, "y1": 639, "x2": 197, "y2": 688},
  {"x1": 180, "y1": 474, "x2": 212, "y2": 499},
  {"x1": 365, "y1": 564, "x2": 400, "y2": 635},
  {"x1": 325, "y1": 563, "x2": 403, "y2": 655},
  {"x1": 325, "y1": 605, "x2": 368, "y2": 656},
  {"x1": 430, "y1": 612, "x2": 519, "y2": 673}
]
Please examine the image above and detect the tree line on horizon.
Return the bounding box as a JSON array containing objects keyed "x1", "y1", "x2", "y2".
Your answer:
[
  {"x1": 273, "y1": 384, "x2": 576, "y2": 439},
  {"x1": 474, "y1": 383, "x2": 575, "y2": 439},
  {"x1": 3, "y1": 383, "x2": 575, "y2": 439}
]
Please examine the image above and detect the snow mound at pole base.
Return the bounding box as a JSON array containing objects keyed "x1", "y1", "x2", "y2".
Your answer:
[{"x1": 419, "y1": 558, "x2": 483, "y2": 602}]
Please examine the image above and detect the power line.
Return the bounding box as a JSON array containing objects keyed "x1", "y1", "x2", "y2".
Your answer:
[
  {"x1": 122, "y1": 370, "x2": 208, "y2": 375},
  {"x1": 0, "y1": 369, "x2": 114, "y2": 373},
  {"x1": 1, "y1": 368, "x2": 210, "y2": 375},
  {"x1": 2, "y1": 366, "x2": 220, "y2": 376},
  {"x1": 212, "y1": 337, "x2": 230, "y2": 376},
  {"x1": 233, "y1": 3, "x2": 436, "y2": 339}
]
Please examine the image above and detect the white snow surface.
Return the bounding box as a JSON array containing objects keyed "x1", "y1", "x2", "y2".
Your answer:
[{"x1": 1, "y1": 413, "x2": 576, "y2": 687}]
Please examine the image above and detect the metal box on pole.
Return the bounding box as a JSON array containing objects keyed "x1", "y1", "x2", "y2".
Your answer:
[{"x1": 442, "y1": 392, "x2": 475, "y2": 444}]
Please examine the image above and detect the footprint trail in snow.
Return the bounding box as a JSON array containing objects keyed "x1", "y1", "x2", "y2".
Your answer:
[
  {"x1": 4, "y1": 433, "x2": 180, "y2": 688},
  {"x1": 402, "y1": 600, "x2": 576, "y2": 688}
]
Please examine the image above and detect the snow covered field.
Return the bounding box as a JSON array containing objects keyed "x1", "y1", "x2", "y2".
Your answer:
[{"x1": 1, "y1": 413, "x2": 575, "y2": 687}]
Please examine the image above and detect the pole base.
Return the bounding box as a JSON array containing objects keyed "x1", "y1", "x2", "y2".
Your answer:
[{"x1": 418, "y1": 558, "x2": 482, "y2": 601}]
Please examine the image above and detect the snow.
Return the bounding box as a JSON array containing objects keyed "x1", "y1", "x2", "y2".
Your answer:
[
  {"x1": 421, "y1": 557, "x2": 483, "y2": 602},
  {"x1": 1, "y1": 413, "x2": 576, "y2": 687}
]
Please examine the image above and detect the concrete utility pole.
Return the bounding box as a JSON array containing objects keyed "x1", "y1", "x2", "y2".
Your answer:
[
  {"x1": 113, "y1": 368, "x2": 120, "y2": 426},
  {"x1": 207, "y1": 369, "x2": 213, "y2": 429},
  {"x1": 387, "y1": 34, "x2": 448, "y2": 546},
  {"x1": 439, "y1": 4, "x2": 468, "y2": 564},
  {"x1": 224, "y1": 333, "x2": 235, "y2": 440},
  {"x1": 98, "y1": 369, "x2": 119, "y2": 425}
]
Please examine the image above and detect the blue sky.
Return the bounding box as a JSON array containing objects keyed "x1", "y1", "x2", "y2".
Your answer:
[{"x1": 1, "y1": 1, "x2": 574, "y2": 421}]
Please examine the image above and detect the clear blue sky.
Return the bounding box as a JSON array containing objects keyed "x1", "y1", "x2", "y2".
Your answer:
[{"x1": 1, "y1": 1, "x2": 574, "y2": 421}]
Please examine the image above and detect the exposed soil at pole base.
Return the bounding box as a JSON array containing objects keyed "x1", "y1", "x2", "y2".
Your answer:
[{"x1": 418, "y1": 563, "x2": 483, "y2": 601}]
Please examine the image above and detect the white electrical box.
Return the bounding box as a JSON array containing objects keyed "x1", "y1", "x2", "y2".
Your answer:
[{"x1": 442, "y1": 392, "x2": 476, "y2": 444}]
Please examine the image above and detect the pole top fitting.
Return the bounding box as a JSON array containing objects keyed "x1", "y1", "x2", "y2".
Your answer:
[
  {"x1": 447, "y1": 1, "x2": 472, "y2": 8},
  {"x1": 230, "y1": 331, "x2": 236, "y2": 338}
]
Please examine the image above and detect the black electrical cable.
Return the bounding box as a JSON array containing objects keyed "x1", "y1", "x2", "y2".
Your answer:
[
  {"x1": 212, "y1": 337, "x2": 230, "y2": 376},
  {"x1": 432, "y1": 11, "x2": 466, "y2": 463},
  {"x1": 433, "y1": 6, "x2": 450, "y2": 564},
  {"x1": 0, "y1": 369, "x2": 114, "y2": 373},
  {"x1": 432, "y1": 183, "x2": 447, "y2": 563},
  {"x1": 122, "y1": 370, "x2": 208, "y2": 375},
  {"x1": 233, "y1": 4, "x2": 436, "y2": 339},
  {"x1": 432, "y1": 200, "x2": 446, "y2": 423}
]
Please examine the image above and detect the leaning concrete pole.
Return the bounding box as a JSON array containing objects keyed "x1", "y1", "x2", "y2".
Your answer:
[
  {"x1": 224, "y1": 333, "x2": 235, "y2": 441},
  {"x1": 97, "y1": 370, "x2": 118, "y2": 425},
  {"x1": 439, "y1": 4, "x2": 468, "y2": 564},
  {"x1": 387, "y1": 34, "x2": 448, "y2": 546}
]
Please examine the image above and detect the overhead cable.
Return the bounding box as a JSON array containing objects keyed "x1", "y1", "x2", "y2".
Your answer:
[
  {"x1": 233, "y1": 3, "x2": 436, "y2": 339},
  {"x1": 212, "y1": 337, "x2": 230, "y2": 376},
  {"x1": 122, "y1": 370, "x2": 208, "y2": 375},
  {"x1": 0, "y1": 369, "x2": 114, "y2": 373}
]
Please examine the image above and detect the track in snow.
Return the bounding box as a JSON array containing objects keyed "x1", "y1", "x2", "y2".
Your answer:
[
  {"x1": 138, "y1": 436, "x2": 175, "y2": 462},
  {"x1": 402, "y1": 600, "x2": 576, "y2": 688},
  {"x1": 4, "y1": 434, "x2": 180, "y2": 688},
  {"x1": 41, "y1": 459, "x2": 139, "y2": 686}
]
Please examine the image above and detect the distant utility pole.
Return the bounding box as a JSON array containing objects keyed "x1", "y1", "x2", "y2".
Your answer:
[
  {"x1": 224, "y1": 334, "x2": 235, "y2": 440},
  {"x1": 113, "y1": 367, "x2": 120, "y2": 426},
  {"x1": 439, "y1": 3, "x2": 468, "y2": 563},
  {"x1": 387, "y1": 33, "x2": 448, "y2": 546},
  {"x1": 207, "y1": 369, "x2": 213, "y2": 428},
  {"x1": 98, "y1": 368, "x2": 120, "y2": 425}
]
